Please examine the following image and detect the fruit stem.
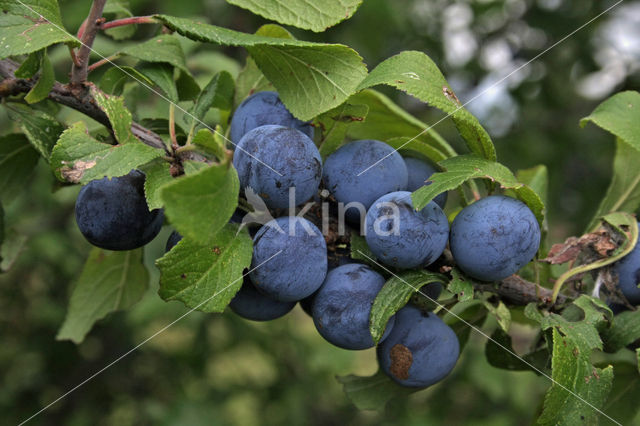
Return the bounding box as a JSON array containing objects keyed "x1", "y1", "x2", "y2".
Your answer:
[
  {"x1": 185, "y1": 122, "x2": 196, "y2": 146},
  {"x1": 431, "y1": 297, "x2": 457, "y2": 314},
  {"x1": 100, "y1": 15, "x2": 158, "y2": 30},
  {"x1": 87, "y1": 54, "x2": 121, "y2": 73},
  {"x1": 169, "y1": 104, "x2": 178, "y2": 149},
  {"x1": 175, "y1": 145, "x2": 197, "y2": 154},
  {"x1": 68, "y1": 46, "x2": 81, "y2": 68}
]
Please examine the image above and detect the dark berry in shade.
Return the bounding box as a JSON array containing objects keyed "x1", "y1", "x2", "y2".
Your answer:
[
  {"x1": 312, "y1": 264, "x2": 395, "y2": 350},
  {"x1": 612, "y1": 226, "x2": 640, "y2": 305},
  {"x1": 75, "y1": 170, "x2": 164, "y2": 251},
  {"x1": 230, "y1": 91, "x2": 314, "y2": 144},
  {"x1": 250, "y1": 216, "x2": 328, "y2": 302},
  {"x1": 229, "y1": 279, "x2": 296, "y2": 321},
  {"x1": 165, "y1": 231, "x2": 182, "y2": 252}
]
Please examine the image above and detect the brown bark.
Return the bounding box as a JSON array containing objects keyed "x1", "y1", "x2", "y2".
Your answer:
[
  {"x1": 0, "y1": 59, "x2": 167, "y2": 152},
  {"x1": 70, "y1": 0, "x2": 108, "y2": 85}
]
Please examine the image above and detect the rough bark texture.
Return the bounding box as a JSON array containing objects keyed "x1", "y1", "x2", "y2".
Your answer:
[{"x1": 0, "y1": 58, "x2": 167, "y2": 152}]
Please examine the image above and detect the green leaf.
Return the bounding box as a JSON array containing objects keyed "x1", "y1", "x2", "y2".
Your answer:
[
  {"x1": 526, "y1": 296, "x2": 612, "y2": 354},
  {"x1": 346, "y1": 90, "x2": 457, "y2": 163},
  {"x1": 137, "y1": 62, "x2": 178, "y2": 102},
  {"x1": 226, "y1": 0, "x2": 363, "y2": 32},
  {"x1": 139, "y1": 159, "x2": 173, "y2": 210},
  {"x1": 155, "y1": 14, "x2": 368, "y2": 121},
  {"x1": 156, "y1": 224, "x2": 252, "y2": 312},
  {"x1": 234, "y1": 24, "x2": 291, "y2": 106},
  {"x1": 139, "y1": 118, "x2": 186, "y2": 140},
  {"x1": 580, "y1": 91, "x2": 640, "y2": 153},
  {"x1": 447, "y1": 269, "x2": 474, "y2": 302},
  {"x1": 0, "y1": 228, "x2": 27, "y2": 273},
  {"x1": 601, "y1": 212, "x2": 638, "y2": 246},
  {"x1": 0, "y1": 0, "x2": 78, "y2": 58},
  {"x1": 183, "y1": 160, "x2": 208, "y2": 175},
  {"x1": 56, "y1": 248, "x2": 149, "y2": 344},
  {"x1": 14, "y1": 50, "x2": 42, "y2": 78},
  {"x1": 160, "y1": 163, "x2": 240, "y2": 245},
  {"x1": 358, "y1": 51, "x2": 496, "y2": 161},
  {"x1": 121, "y1": 34, "x2": 190, "y2": 73},
  {"x1": 526, "y1": 297, "x2": 617, "y2": 424},
  {"x1": 103, "y1": 0, "x2": 136, "y2": 40},
  {"x1": 602, "y1": 309, "x2": 640, "y2": 353},
  {"x1": 190, "y1": 71, "x2": 235, "y2": 127},
  {"x1": 411, "y1": 154, "x2": 545, "y2": 227},
  {"x1": 587, "y1": 139, "x2": 640, "y2": 231},
  {"x1": 176, "y1": 69, "x2": 200, "y2": 101},
  {"x1": 104, "y1": 1, "x2": 133, "y2": 17},
  {"x1": 316, "y1": 103, "x2": 369, "y2": 158},
  {"x1": 234, "y1": 57, "x2": 272, "y2": 106},
  {"x1": 369, "y1": 270, "x2": 446, "y2": 344},
  {"x1": 50, "y1": 122, "x2": 163, "y2": 184},
  {"x1": 443, "y1": 300, "x2": 487, "y2": 351},
  {"x1": 483, "y1": 300, "x2": 511, "y2": 332},
  {"x1": 0, "y1": 203, "x2": 3, "y2": 262},
  {"x1": 91, "y1": 88, "x2": 138, "y2": 144},
  {"x1": 192, "y1": 128, "x2": 227, "y2": 161},
  {"x1": 349, "y1": 233, "x2": 375, "y2": 264},
  {"x1": 0, "y1": 134, "x2": 39, "y2": 202},
  {"x1": 537, "y1": 328, "x2": 614, "y2": 426},
  {"x1": 6, "y1": 103, "x2": 64, "y2": 161},
  {"x1": 24, "y1": 49, "x2": 53, "y2": 104},
  {"x1": 336, "y1": 371, "x2": 416, "y2": 411},
  {"x1": 485, "y1": 328, "x2": 533, "y2": 371},
  {"x1": 514, "y1": 165, "x2": 550, "y2": 241},
  {"x1": 99, "y1": 66, "x2": 154, "y2": 95},
  {"x1": 517, "y1": 165, "x2": 549, "y2": 207},
  {"x1": 601, "y1": 362, "x2": 640, "y2": 425}
]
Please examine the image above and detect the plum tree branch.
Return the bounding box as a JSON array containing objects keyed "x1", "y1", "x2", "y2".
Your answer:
[
  {"x1": 0, "y1": 59, "x2": 168, "y2": 153},
  {"x1": 475, "y1": 276, "x2": 567, "y2": 306},
  {"x1": 71, "y1": 0, "x2": 108, "y2": 85}
]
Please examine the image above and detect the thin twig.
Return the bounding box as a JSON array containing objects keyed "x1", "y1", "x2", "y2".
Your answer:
[
  {"x1": 87, "y1": 54, "x2": 121, "y2": 73},
  {"x1": 71, "y1": 0, "x2": 108, "y2": 85},
  {"x1": 68, "y1": 46, "x2": 81, "y2": 67},
  {"x1": 169, "y1": 104, "x2": 178, "y2": 149},
  {"x1": 99, "y1": 15, "x2": 158, "y2": 30}
]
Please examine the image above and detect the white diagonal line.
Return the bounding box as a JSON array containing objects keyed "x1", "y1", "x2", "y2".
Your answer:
[
  {"x1": 356, "y1": 250, "x2": 621, "y2": 426},
  {"x1": 13, "y1": 0, "x2": 283, "y2": 177},
  {"x1": 356, "y1": 0, "x2": 624, "y2": 177},
  {"x1": 18, "y1": 249, "x2": 283, "y2": 425}
]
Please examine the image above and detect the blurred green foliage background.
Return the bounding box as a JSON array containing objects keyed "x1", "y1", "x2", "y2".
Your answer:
[{"x1": 1, "y1": 0, "x2": 639, "y2": 424}]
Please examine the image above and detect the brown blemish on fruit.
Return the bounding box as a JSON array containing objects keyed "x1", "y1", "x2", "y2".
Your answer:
[{"x1": 389, "y1": 344, "x2": 413, "y2": 380}]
